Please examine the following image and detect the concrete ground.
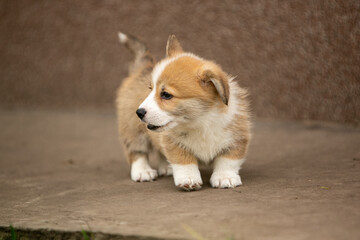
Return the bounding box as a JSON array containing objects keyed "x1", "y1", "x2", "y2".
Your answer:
[{"x1": 0, "y1": 109, "x2": 359, "y2": 240}]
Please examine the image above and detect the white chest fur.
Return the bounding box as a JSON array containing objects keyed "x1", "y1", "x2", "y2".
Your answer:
[{"x1": 178, "y1": 121, "x2": 234, "y2": 164}]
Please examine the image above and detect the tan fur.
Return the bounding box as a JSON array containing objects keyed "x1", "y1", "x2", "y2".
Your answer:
[
  {"x1": 161, "y1": 135, "x2": 198, "y2": 165},
  {"x1": 200, "y1": 62, "x2": 230, "y2": 105},
  {"x1": 116, "y1": 34, "x2": 251, "y2": 187},
  {"x1": 155, "y1": 57, "x2": 214, "y2": 110},
  {"x1": 116, "y1": 64, "x2": 153, "y2": 164}
]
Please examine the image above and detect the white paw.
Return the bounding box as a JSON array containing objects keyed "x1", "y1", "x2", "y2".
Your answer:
[
  {"x1": 175, "y1": 176, "x2": 203, "y2": 191},
  {"x1": 131, "y1": 168, "x2": 158, "y2": 182},
  {"x1": 131, "y1": 157, "x2": 158, "y2": 182},
  {"x1": 158, "y1": 161, "x2": 173, "y2": 176},
  {"x1": 172, "y1": 164, "x2": 203, "y2": 191},
  {"x1": 210, "y1": 171, "x2": 242, "y2": 188}
]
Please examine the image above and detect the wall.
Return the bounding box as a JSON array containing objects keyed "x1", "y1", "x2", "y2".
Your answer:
[{"x1": 0, "y1": 0, "x2": 359, "y2": 124}]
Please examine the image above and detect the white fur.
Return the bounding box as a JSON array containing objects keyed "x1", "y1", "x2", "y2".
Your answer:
[
  {"x1": 131, "y1": 157, "x2": 158, "y2": 182},
  {"x1": 118, "y1": 32, "x2": 127, "y2": 43},
  {"x1": 139, "y1": 90, "x2": 172, "y2": 127},
  {"x1": 210, "y1": 157, "x2": 245, "y2": 188},
  {"x1": 172, "y1": 164, "x2": 203, "y2": 191},
  {"x1": 173, "y1": 79, "x2": 242, "y2": 164}
]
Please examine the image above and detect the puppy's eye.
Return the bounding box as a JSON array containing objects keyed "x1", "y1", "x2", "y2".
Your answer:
[
  {"x1": 160, "y1": 91, "x2": 173, "y2": 100},
  {"x1": 148, "y1": 85, "x2": 152, "y2": 90}
]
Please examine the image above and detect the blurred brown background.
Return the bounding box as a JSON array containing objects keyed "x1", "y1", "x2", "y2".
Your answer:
[{"x1": 0, "y1": 0, "x2": 359, "y2": 124}]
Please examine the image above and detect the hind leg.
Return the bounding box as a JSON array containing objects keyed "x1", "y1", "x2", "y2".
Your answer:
[
  {"x1": 155, "y1": 151, "x2": 173, "y2": 177},
  {"x1": 129, "y1": 152, "x2": 158, "y2": 182}
]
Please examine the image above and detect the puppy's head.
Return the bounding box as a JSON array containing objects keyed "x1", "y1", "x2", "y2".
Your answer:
[{"x1": 137, "y1": 35, "x2": 230, "y2": 132}]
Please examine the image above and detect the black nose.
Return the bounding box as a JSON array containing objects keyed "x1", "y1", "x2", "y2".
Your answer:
[{"x1": 136, "y1": 108, "x2": 146, "y2": 120}]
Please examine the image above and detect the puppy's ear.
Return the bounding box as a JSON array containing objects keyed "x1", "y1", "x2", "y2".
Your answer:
[
  {"x1": 200, "y1": 68, "x2": 230, "y2": 105},
  {"x1": 166, "y1": 35, "x2": 184, "y2": 57}
]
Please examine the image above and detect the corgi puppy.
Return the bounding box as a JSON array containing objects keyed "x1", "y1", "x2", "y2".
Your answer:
[{"x1": 116, "y1": 33, "x2": 251, "y2": 191}]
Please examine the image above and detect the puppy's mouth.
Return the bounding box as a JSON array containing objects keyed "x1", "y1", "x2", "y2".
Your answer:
[
  {"x1": 147, "y1": 124, "x2": 162, "y2": 131},
  {"x1": 146, "y1": 122, "x2": 171, "y2": 131}
]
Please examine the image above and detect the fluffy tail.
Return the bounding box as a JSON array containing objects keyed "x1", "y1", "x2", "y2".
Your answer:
[{"x1": 118, "y1": 32, "x2": 154, "y2": 73}]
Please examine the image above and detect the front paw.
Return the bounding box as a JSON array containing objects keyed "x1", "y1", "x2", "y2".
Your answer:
[
  {"x1": 210, "y1": 171, "x2": 242, "y2": 188},
  {"x1": 175, "y1": 176, "x2": 203, "y2": 191},
  {"x1": 131, "y1": 158, "x2": 158, "y2": 182},
  {"x1": 172, "y1": 164, "x2": 203, "y2": 191},
  {"x1": 131, "y1": 168, "x2": 158, "y2": 182}
]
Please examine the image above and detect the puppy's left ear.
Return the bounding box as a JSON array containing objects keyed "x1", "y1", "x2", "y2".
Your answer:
[
  {"x1": 200, "y1": 68, "x2": 230, "y2": 105},
  {"x1": 166, "y1": 35, "x2": 184, "y2": 57}
]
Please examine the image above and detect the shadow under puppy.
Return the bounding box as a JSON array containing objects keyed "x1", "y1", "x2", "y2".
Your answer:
[{"x1": 116, "y1": 33, "x2": 251, "y2": 191}]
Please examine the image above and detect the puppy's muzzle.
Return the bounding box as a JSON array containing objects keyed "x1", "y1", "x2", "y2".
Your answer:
[{"x1": 136, "y1": 108, "x2": 146, "y2": 120}]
